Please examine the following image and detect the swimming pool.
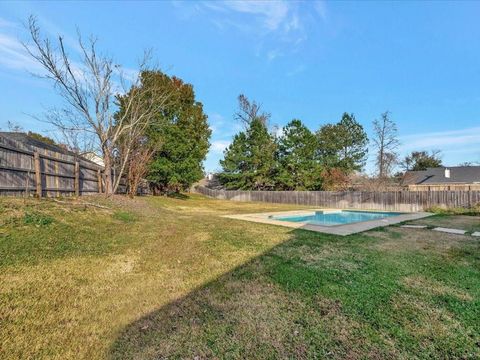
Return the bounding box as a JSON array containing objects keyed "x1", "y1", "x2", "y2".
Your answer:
[
  {"x1": 224, "y1": 209, "x2": 431, "y2": 235},
  {"x1": 270, "y1": 210, "x2": 403, "y2": 227}
]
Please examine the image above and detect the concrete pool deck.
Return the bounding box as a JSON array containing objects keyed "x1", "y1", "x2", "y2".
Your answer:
[{"x1": 223, "y1": 209, "x2": 433, "y2": 236}]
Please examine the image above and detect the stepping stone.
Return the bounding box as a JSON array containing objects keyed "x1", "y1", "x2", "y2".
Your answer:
[
  {"x1": 432, "y1": 227, "x2": 466, "y2": 235},
  {"x1": 400, "y1": 225, "x2": 428, "y2": 229},
  {"x1": 471, "y1": 232, "x2": 480, "y2": 237}
]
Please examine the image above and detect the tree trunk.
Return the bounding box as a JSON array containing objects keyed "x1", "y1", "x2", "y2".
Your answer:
[
  {"x1": 127, "y1": 172, "x2": 139, "y2": 198},
  {"x1": 379, "y1": 144, "x2": 385, "y2": 178},
  {"x1": 102, "y1": 147, "x2": 114, "y2": 196}
]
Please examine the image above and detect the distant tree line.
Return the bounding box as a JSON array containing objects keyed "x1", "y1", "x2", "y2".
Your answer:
[
  {"x1": 219, "y1": 96, "x2": 369, "y2": 190},
  {"x1": 219, "y1": 96, "x2": 447, "y2": 191}
]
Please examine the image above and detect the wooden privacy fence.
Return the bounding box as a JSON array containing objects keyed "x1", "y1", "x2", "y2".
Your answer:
[
  {"x1": 196, "y1": 186, "x2": 480, "y2": 212},
  {"x1": 0, "y1": 133, "x2": 106, "y2": 197},
  {"x1": 407, "y1": 184, "x2": 480, "y2": 191}
]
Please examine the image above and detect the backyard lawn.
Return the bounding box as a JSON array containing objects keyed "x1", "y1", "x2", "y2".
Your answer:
[{"x1": 0, "y1": 195, "x2": 479, "y2": 359}]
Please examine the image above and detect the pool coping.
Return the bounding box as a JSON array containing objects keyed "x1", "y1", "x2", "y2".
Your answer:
[{"x1": 222, "y1": 209, "x2": 433, "y2": 236}]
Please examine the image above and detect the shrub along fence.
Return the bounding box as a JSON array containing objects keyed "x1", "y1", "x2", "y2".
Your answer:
[
  {"x1": 0, "y1": 133, "x2": 127, "y2": 197},
  {"x1": 195, "y1": 186, "x2": 480, "y2": 212}
]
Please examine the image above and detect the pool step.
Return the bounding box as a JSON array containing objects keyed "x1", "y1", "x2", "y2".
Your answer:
[{"x1": 316, "y1": 210, "x2": 342, "y2": 214}]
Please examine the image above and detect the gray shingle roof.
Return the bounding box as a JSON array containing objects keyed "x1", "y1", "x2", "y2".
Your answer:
[{"x1": 402, "y1": 166, "x2": 480, "y2": 185}]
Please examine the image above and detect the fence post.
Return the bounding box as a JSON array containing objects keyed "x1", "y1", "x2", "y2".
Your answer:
[
  {"x1": 74, "y1": 161, "x2": 80, "y2": 196},
  {"x1": 25, "y1": 171, "x2": 31, "y2": 198},
  {"x1": 34, "y1": 151, "x2": 42, "y2": 198},
  {"x1": 97, "y1": 169, "x2": 102, "y2": 194}
]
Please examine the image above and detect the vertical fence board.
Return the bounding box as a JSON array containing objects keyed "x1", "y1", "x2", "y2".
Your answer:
[
  {"x1": 74, "y1": 161, "x2": 80, "y2": 196},
  {"x1": 33, "y1": 151, "x2": 42, "y2": 197}
]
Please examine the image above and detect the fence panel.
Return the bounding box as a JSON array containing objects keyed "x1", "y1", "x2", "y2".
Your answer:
[
  {"x1": 0, "y1": 134, "x2": 103, "y2": 197},
  {"x1": 195, "y1": 186, "x2": 480, "y2": 212}
]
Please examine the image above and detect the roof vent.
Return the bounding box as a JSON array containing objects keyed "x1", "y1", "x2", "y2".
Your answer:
[{"x1": 445, "y1": 168, "x2": 450, "y2": 178}]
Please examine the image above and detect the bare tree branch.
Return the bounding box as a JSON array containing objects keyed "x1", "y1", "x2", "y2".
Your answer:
[
  {"x1": 23, "y1": 16, "x2": 172, "y2": 196},
  {"x1": 372, "y1": 111, "x2": 400, "y2": 178},
  {"x1": 234, "y1": 94, "x2": 270, "y2": 128}
]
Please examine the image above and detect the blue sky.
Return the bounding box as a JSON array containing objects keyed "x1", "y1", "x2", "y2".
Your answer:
[{"x1": 1, "y1": 1, "x2": 480, "y2": 174}]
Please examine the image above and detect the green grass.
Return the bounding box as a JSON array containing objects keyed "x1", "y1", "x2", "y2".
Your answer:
[
  {"x1": 112, "y1": 210, "x2": 137, "y2": 223},
  {"x1": 23, "y1": 211, "x2": 54, "y2": 226},
  {"x1": 427, "y1": 205, "x2": 480, "y2": 216},
  {"x1": 0, "y1": 195, "x2": 479, "y2": 359},
  {"x1": 407, "y1": 213, "x2": 480, "y2": 233}
]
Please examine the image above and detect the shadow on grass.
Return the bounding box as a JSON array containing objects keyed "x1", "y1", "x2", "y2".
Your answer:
[
  {"x1": 108, "y1": 229, "x2": 339, "y2": 359},
  {"x1": 109, "y1": 226, "x2": 479, "y2": 359}
]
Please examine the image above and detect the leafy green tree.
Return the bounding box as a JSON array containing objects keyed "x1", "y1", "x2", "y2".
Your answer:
[
  {"x1": 316, "y1": 123, "x2": 339, "y2": 168},
  {"x1": 219, "y1": 119, "x2": 277, "y2": 190},
  {"x1": 146, "y1": 73, "x2": 211, "y2": 193},
  {"x1": 218, "y1": 132, "x2": 249, "y2": 189},
  {"x1": 401, "y1": 150, "x2": 442, "y2": 171},
  {"x1": 317, "y1": 113, "x2": 368, "y2": 173},
  {"x1": 117, "y1": 70, "x2": 210, "y2": 194},
  {"x1": 276, "y1": 119, "x2": 322, "y2": 190},
  {"x1": 336, "y1": 113, "x2": 369, "y2": 171}
]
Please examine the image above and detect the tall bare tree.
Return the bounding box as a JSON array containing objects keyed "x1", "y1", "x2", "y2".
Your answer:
[
  {"x1": 24, "y1": 16, "x2": 171, "y2": 195},
  {"x1": 372, "y1": 111, "x2": 400, "y2": 178},
  {"x1": 123, "y1": 137, "x2": 157, "y2": 198},
  {"x1": 234, "y1": 94, "x2": 270, "y2": 128}
]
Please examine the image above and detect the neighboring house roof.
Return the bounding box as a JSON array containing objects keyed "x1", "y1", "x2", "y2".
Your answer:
[
  {"x1": 81, "y1": 152, "x2": 105, "y2": 167},
  {"x1": 402, "y1": 166, "x2": 480, "y2": 186}
]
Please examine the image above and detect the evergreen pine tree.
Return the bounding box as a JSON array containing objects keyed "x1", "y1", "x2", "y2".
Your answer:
[
  {"x1": 219, "y1": 119, "x2": 277, "y2": 190},
  {"x1": 276, "y1": 119, "x2": 322, "y2": 190}
]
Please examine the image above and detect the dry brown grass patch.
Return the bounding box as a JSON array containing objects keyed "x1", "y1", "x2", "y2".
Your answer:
[
  {"x1": 392, "y1": 293, "x2": 463, "y2": 341},
  {"x1": 403, "y1": 275, "x2": 473, "y2": 301},
  {"x1": 370, "y1": 227, "x2": 470, "y2": 255}
]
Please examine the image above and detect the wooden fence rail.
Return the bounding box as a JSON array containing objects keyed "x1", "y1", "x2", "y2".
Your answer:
[
  {"x1": 195, "y1": 186, "x2": 480, "y2": 212},
  {"x1": 0, "y1": 133, "x2": 111, "y2": 197}
]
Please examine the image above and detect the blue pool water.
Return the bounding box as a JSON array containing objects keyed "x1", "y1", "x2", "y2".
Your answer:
[{"x1": 270, "y1": 210, "x2": 402, "y2": 227}]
